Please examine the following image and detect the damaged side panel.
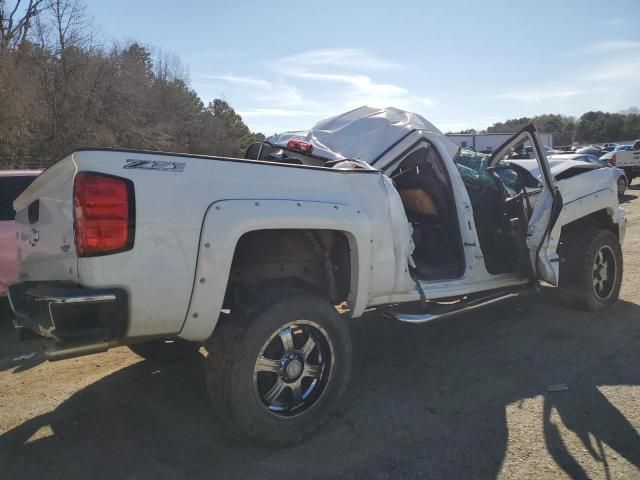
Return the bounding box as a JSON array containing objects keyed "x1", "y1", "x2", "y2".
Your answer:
[{"x1": 543, "y1": 167, "x2": 624, "y2": 282}]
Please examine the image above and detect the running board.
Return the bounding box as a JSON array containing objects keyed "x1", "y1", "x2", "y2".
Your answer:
[
  {"x1": 44, "y1": 340, "x2": 119, "y2": 361},
  {"x1": 386, "y1": 288, "x2": 532, "y2": 325}
]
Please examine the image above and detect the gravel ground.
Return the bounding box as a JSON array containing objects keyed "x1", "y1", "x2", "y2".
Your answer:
[{"x1": 1, "y1": 186, "x2": 639, "y2": 480}]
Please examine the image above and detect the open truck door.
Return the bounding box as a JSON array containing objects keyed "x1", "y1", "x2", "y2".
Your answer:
[{"x1": 488, "y1": 124, "x2": 563, "y2": 285}]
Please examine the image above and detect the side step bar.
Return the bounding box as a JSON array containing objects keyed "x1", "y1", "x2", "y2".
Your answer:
[
  {"x1": 44, "y1": 340, "x2": 120, "y2": 361},
  {"x1": 385, "y1": 287, "x2": 533, "y2": 324}
]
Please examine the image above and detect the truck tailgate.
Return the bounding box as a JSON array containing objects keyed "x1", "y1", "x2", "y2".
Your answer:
[{"x1": 13, "y1": 158, "x2": 79, "y2": 282}]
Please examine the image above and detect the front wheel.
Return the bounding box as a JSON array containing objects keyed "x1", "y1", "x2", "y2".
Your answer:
[
  {"x1": 557, "y1": 229, "x2": 623, "y2": 310},
  {"x1": 205, "y1": 291, "x2": 352, "y2": 445},
  {"x1": 623, "y1": 168, "x2": 633, "y2": 185}
]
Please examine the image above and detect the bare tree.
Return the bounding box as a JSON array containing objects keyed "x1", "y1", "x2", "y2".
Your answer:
[
  {"x1": 0, "y1": 0, "x2": 45, "y2": 50},
  {"x1": 47, "y1": 0, "x2": 89, "y2": 50},
  {"x1": 0, "y1": 0, "x2": 263, "y2": 163},
  {"x1": 40, "y1": 0, "x2": 97, "y2": 75},
  {"x1": 154, "y1": 50, "x2": 189, "y2": 84}
]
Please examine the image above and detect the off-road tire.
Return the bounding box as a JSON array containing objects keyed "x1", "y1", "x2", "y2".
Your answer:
[
  {"x1": 617, "y1": 176, "x2": 627, "y2": 197},
  {"x1": 205, "y1": 290, "x2": 352, "y2": 445},
  {"x1": 557, "y1": 228, "x2": 623, "y2": 310},
  {"x1": 128, "y1": 339, "x2": 201, "y2": 361}
]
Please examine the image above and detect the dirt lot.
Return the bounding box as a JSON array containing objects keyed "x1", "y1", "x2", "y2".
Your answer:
[{"x1": 1, "y1": 187, "x2": 639, "y2": 480}]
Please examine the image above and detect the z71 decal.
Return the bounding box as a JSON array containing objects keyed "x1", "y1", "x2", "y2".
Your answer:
[{"x1": 124, "y1": 159, "x2": 185, "y2": 172}]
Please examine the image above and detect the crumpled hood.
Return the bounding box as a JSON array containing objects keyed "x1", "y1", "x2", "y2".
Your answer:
[
  {"x1": 509, "y1": 159, "x2": 600, "y2": 179},
  {"x1": 266, "y1": 106, "x2": 458, "y2": 165}
]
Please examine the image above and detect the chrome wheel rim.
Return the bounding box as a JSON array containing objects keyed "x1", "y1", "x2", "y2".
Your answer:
[
  {"x1": 618, "y1": 178, "x2": 626, "y2": 196},
  {"x1": 593, "y1": 245, "x2": 616, "y2": 300},
  {"x1": 253, "y1": 320, "x2": 334, "y2": 417}
]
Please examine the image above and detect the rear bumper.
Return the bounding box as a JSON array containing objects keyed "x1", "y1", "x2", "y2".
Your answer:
[{"x1": 8, "y1": 281, "x2": 128, "y2": 345}]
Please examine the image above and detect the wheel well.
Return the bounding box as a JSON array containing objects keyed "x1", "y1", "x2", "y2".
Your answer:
[
  {"x1": 559, "y1": 209, "x2": 619, "y2": 244},
  {"x1": 224, "y1": 229, "x2": 351, "y2": 308},
  {"x1": 557, "y1": 209, "x2": 618, "y2": 286}
]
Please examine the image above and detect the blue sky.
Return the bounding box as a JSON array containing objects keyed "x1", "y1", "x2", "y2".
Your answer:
[{"x1": 87, "y1": 0, "x2": 639, "y2": 135}]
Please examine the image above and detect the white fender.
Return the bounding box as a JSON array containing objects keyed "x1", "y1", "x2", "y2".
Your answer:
[{"x1": 178, "y1": 198, "x2": 372, "y2": 341}]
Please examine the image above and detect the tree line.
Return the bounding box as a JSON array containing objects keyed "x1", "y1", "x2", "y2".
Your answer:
[
  {"x1": 3, "y1": 1, "x2": 638, "y2": 168},
  {"x1": 0, "y1": 0, "x2": 264, "y2": 168},
  {"x1": 451, "y1": 108, "x2": 640, "y2": 146}
]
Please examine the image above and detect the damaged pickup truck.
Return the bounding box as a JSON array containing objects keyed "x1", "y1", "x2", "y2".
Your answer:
[{"x1": 8, "y1": 106, "x2": 626, "y2": 444}]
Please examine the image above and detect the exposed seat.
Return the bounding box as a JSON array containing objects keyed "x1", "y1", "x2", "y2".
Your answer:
[{"x1": 398, "y1": 188, "x2": 439, "y2": 216}]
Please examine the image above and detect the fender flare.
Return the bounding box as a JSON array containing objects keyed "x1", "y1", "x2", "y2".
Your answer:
[
  {"x1": 178, "y1": 198, "x2": 372, "y2": 341},
  {"x1": 545, "y1": 186, "x2": 619, "y2": 284}
]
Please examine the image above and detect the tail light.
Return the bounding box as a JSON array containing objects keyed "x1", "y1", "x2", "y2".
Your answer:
[
  {"x1": 73, "y1": 172, "x2": 135, "y2": 257},
  {"x1": 610, "y1": 153, "x2": 616, "y2": 166},
  {"x1": 287, "y1": 138, "x2": 313, "y2": 154}
]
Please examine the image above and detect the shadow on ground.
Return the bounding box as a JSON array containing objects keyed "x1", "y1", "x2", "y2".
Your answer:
[{"x1": 1, "y1": 295, "x2": 639, "y2": 480}]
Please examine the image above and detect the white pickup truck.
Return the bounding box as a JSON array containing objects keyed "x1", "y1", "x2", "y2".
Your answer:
[
  {"x1": 8, "y1": 106, "x2": 626, "y2": 445},
  {"x1": 600, "y1": 139, "x2": 640, "y2": 184}
]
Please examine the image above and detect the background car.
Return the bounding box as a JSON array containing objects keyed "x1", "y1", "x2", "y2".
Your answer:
[
  {"x1": 615, "y1": 144, "x2": 633, "y2": 151},
  {"x1": 575, "y1": 145, "x2": 604, "y2": 157},
  {"x1": 0, "y1": 170, "x2": 41, "y2": 296},
  {"x1": 523, "y1": 145, "x2": 559, "y2": 158}
]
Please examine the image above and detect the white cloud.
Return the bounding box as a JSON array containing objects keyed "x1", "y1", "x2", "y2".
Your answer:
[
  {"x1": 238, "y1": 108, "x2": 316, "y2": 117},
  {"x1": 258, "y1": 84, "x2": 314, "y2": 108},
  {"x1": 193, "y1": 74, "x2": 317, "y2": 109},
  {"x1": 271, "y1": 49, "x2": 435, "y2": 113},
  {"x1": 200, "y1": 74, "x2": 272, "y2": 89},
  {"x1": 343, "y1": 92, "x2": 436, "y2": 112},
  {"x1": 294, "y1": 72, "x2": 408, "y2": 97},
  {"x1": 582, "y1": 40, "x2": 640, "y2": 54},
  {"x1": 274, "y1": 48, "x2": 404, "y2": 72},
  {"x1": 198, "y1": 48, "x2": 436, "y2": 134}
]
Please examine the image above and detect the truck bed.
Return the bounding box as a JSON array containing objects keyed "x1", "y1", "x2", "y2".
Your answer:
[{"x1": 12, "y1": 149, "x2": 397, "y2": 339}]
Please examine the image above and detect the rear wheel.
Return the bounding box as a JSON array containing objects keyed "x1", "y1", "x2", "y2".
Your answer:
[
  {"x1": 128, "y1": 338, "x2": 201, "y2": 361},
  {"x1": 205, "y1": 291, "x2": 352, "y2": 445},
  {"x1": 617, "y1": 176, "x2": 627, "y2": 197},
  {"x1": 557, "y1": 228, "x2": 623, "y2": 310}
]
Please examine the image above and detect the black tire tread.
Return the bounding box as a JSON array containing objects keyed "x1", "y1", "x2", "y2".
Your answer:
[
  {"x1": 205, "y1": 288, "x2": 352, "y2": 445},
  {"x1": 557, "y1": 228, "x2": 622, "y2": 310},
  {"x1": 617, "y1": 176, "x2": 627, "y2": 197}
]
